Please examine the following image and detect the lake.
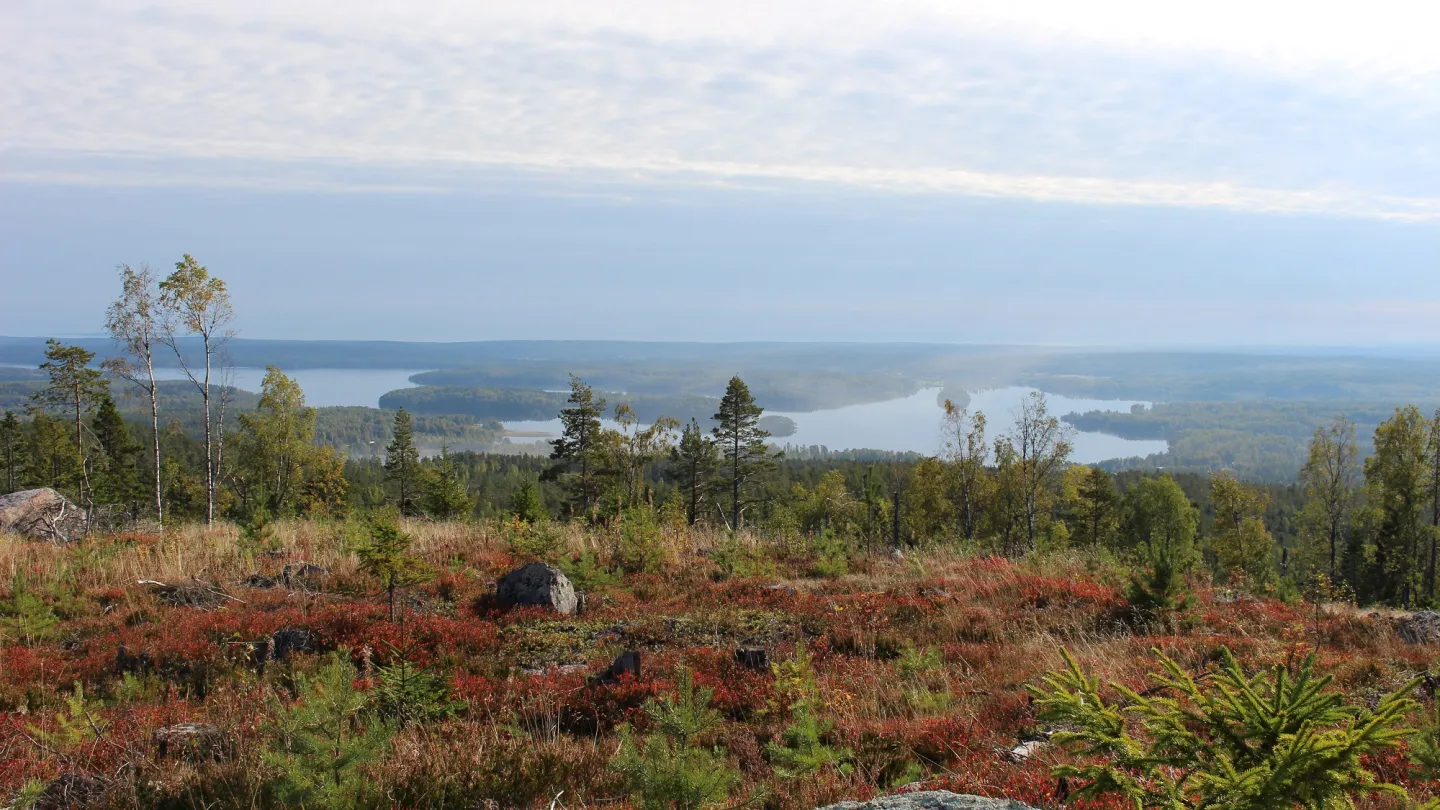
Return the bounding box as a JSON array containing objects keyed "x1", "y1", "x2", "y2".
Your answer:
[
  {"x1": 150, "y1": 367, "x2": 424, "y2": 408},
  {"x1": 505, "y1": 387, "x2": 1167, "y2": 463},
  {"x1": 766, "y1": 387, "x2": 1165, "y2": 462}
]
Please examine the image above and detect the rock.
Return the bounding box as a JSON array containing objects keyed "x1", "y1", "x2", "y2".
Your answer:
[
  {"x1": 0, "y1": 488, "x2": 86, "y2": 542},
  {"x1": 497, "y1": 562, "x2": 578, "y2": 615},
  {"x1": 143, "y1": 578, "x2": 235, "y2": 610},
  {"x1": 764, "y1": 584, "x2": 798, "y2": 596},
  {"x1": 997, "y1": 738, "x2": 1048, "y2": 763},
  {"x1": 153, "y1": 723, "x2": 226, "y2": 761},
  {"x1": 1396, "y1": 611, "x2": 1440, "y2": 644},
  {"x1": 33, "y1": 774, "x2": 109, "y2": 810},
  {"x1": 241, "y1": 573, "x2": 280, "y2": 589},
  {"x1": 734, "y1": 647, "x2": 769, "y2": 671},
  {"x1": 281, "y1": 562, "x2": 330, "y2": 589},
  {"x1": 115, "y1": 644, "x2": 154, "y2": 676},
  {"x1": 270, "y1": 627, "x2": 317, "y2": 660},
  {"x1": 819, "y1": 790, "x2": 1038, "y2": 810},
  {"x1": 592, "y1": 650, "x2": 642, "y2": 684}
]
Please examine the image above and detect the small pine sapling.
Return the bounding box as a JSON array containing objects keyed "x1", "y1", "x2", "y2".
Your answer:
[
  {"x1": 612, "y1": 667, "x2": 741, "y2": 810},
  {"x1": 263, "y1": 651, "x2": 390, "y2": 809}
]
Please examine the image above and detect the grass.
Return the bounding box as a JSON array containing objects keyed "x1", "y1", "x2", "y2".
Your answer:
[{"x1": 0, "y1": 518, "x2": 1435, "y2": 810}]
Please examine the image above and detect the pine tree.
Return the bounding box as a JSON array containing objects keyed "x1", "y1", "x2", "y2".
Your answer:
[
  {"x1": 263, "y1": 652, "x2": 389, "y2": 809},
  {"x1": 711, "y1": 376, "x2": 776, "y2": 530},
  {"x1": 668, "y1": 419, "x2": 718, "y2": 525},
  {"x1": 612, "y1": 667, "x2": 740, "y2": 810},
  {"x1": 0, "y1": 411, "x2": 26, "y2": 494},
  {"x1": 30, "y1": 340, "x2": 108, "y2": 504},
  {"x1": 384, "y1": 408, "x2": 420, "y2": 515},
  {"x1": 543, "y1": 376, "x2": 609, "y2": 519}
]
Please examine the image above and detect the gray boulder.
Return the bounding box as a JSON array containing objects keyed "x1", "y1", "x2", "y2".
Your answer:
[
  {"x1": 0, "y1": 488, "x2": 85, "y2": 542},
  {"x1": 1396, "y1": 611, "x2": 1440, "y2": 644},
  {"x1": 819, "y1": 791, "x2": 1037, "y2": 810},
  {"x1": 497, "y1": 562, "x2": 578, "y2": 615}
]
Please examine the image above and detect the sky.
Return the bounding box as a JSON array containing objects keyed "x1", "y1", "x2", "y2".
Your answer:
[{"x1": 3, "y1": 0, "x2": 1440, "y2": 345}]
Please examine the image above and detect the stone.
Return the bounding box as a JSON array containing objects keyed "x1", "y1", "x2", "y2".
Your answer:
[
  {"x1": 153, "y1": 723, "x2": 226, "y2": 761},
  {"x1": 734, "y1": 647, "x2": 769, "y2": 671},
  {"x1": 270, "y1": 627, "x2": 317, "y2": 660},
  {"x1": 818, "y1": 790, "x2": 1038, "y2": 810},
  {"x1": 33, "y1": 774, "x2": 109, "y2": 810},
  {"x1": 115, "y1": 644, "x2": 154, "y2": 676},
  {"x1": 592, "y1": 650, "x2": 642, "y2": 684},
  {"x1": 497, "y1": 562, "x2": 578, "y2": 615},
  {"x1": 241, "y1": 573, "x2": 280, "y2": 589},
  {"x1": 1395, "y1": 611, "x2": 1440, "y2": 644},
  {"x1": 281, "y1": 562, "x2": 330, "y2": 589},
  {"x1": 764, "y1": 583, "x2": 798, "y2": 596},
  {"x1": 0, "y1": 488, "x2": 86, "y2": 543}
]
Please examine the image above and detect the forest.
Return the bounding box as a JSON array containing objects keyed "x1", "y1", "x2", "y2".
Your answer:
[{"x1": 0, "y1": 258, "x2": 1438, "y2": 810}]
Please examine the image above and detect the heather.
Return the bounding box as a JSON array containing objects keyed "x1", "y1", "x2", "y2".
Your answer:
[{"x1": 0, "y1": 518, "x2": 1435, "y2": 810}]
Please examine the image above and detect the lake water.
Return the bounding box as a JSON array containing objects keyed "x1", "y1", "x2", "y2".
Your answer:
[
  {"x1": 765, "y1": 387, "x2": 1166, "y2": 462},
  {"x1": 504, "y1": 387, "x2": 1167, "y2": 463},
  {"x1": 150, "y1": 367, "x2": 424, "y2": 408},
  {"x1": 13, "y1": 362, "x2": 1166, "y2": 462}
]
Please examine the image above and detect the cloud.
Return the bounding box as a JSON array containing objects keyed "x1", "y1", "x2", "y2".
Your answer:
[{"x1": 4, "y1": 0, "x2": 1440, "y2": 219}]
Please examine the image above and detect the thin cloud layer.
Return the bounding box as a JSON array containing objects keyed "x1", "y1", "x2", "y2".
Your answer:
[{"x1": 5, "y1": 0, "x2": 1440, "y2": 219}]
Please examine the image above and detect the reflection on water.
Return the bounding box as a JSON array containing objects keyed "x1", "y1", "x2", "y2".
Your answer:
[
  {"x1": 756, "y1": 387, "x2": 1164, "y2": 463},
  {"x1": 150, "y1": 367, "x2": 424, "y2": 408}
]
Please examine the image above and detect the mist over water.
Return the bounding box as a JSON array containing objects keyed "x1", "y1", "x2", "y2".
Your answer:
[
  {"x1": 149, "y1": 367, "x2": 422, "y2": 408},
  {"x1": 768, "y1": 387, "x2": 1166, "y2": 462},
  {"x1": 507, "y1": 387, "x2": 1167, "y2": 462}
]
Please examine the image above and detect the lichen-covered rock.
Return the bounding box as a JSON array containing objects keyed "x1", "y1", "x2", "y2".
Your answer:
[
  {"x1": 1396, "y1": 611, "x2": 1440, "y2": 644},
  {"x1": 0, "y1": 488, "x2": 85, "y2": 542},
  {"x1": 153, "y1": 723, "x2": 227, "y2": 761},
  {"x1": 497, "y1": 562, "x2": 578, "y2": 615},
  {"x1": 819, "y1": 791, "x2": 1038, "y2": 810}
]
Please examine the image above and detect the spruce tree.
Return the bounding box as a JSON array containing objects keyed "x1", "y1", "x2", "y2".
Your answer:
[
  {"x1": 0, "y1": 411, "x2": 25, "y2": 494},
  {"x1": 711, "y1": 376, "x2": 775, "y2": 530},
  {"x1": 384, "y1": 408, "x2": 420, "y2": 515},
  {"x1": 356, "y1": 516, "x2": 434, "y2": 622},
  {"x1": 91, "y1": 393, "x2": 142, "y2": 509},
  {"x1": 669, "y1": 419, "x2": 719, "y2": 525},
  {"x1": 1073, "y1": 466, "x2": 1120, "y2": 549},
  {"x1": 1030, "y1": 646, "x2": 1429, "y2": 810},
  {"x1": 420, "y1": 447, "x2": 474, "y2": 520},
  {"x1": 543, "y1": 375, "x2": 608, "y2": 519}
]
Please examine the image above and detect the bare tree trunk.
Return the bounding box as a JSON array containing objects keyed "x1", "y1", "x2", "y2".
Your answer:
[
  {"x1": 201, "y1": 336, "x2": 214, "y2": 525},
  {"x1": 147, "y1": 356, "x2": 162, "y2": 534}
]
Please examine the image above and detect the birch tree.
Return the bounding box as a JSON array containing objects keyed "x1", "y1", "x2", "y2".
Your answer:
[
  {"x1": 1009, "y1": 392, "x2": 1073, "y2": 552},
  {"x1": 104, "y1": 264, "x2": 165, "y2": 531},
  {"x1": 158, "y1": 254, "x2": 234, "y2": 525},
  {"x1": 1298, "y1": 417, "x2": 1359, "y2": 581}
]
